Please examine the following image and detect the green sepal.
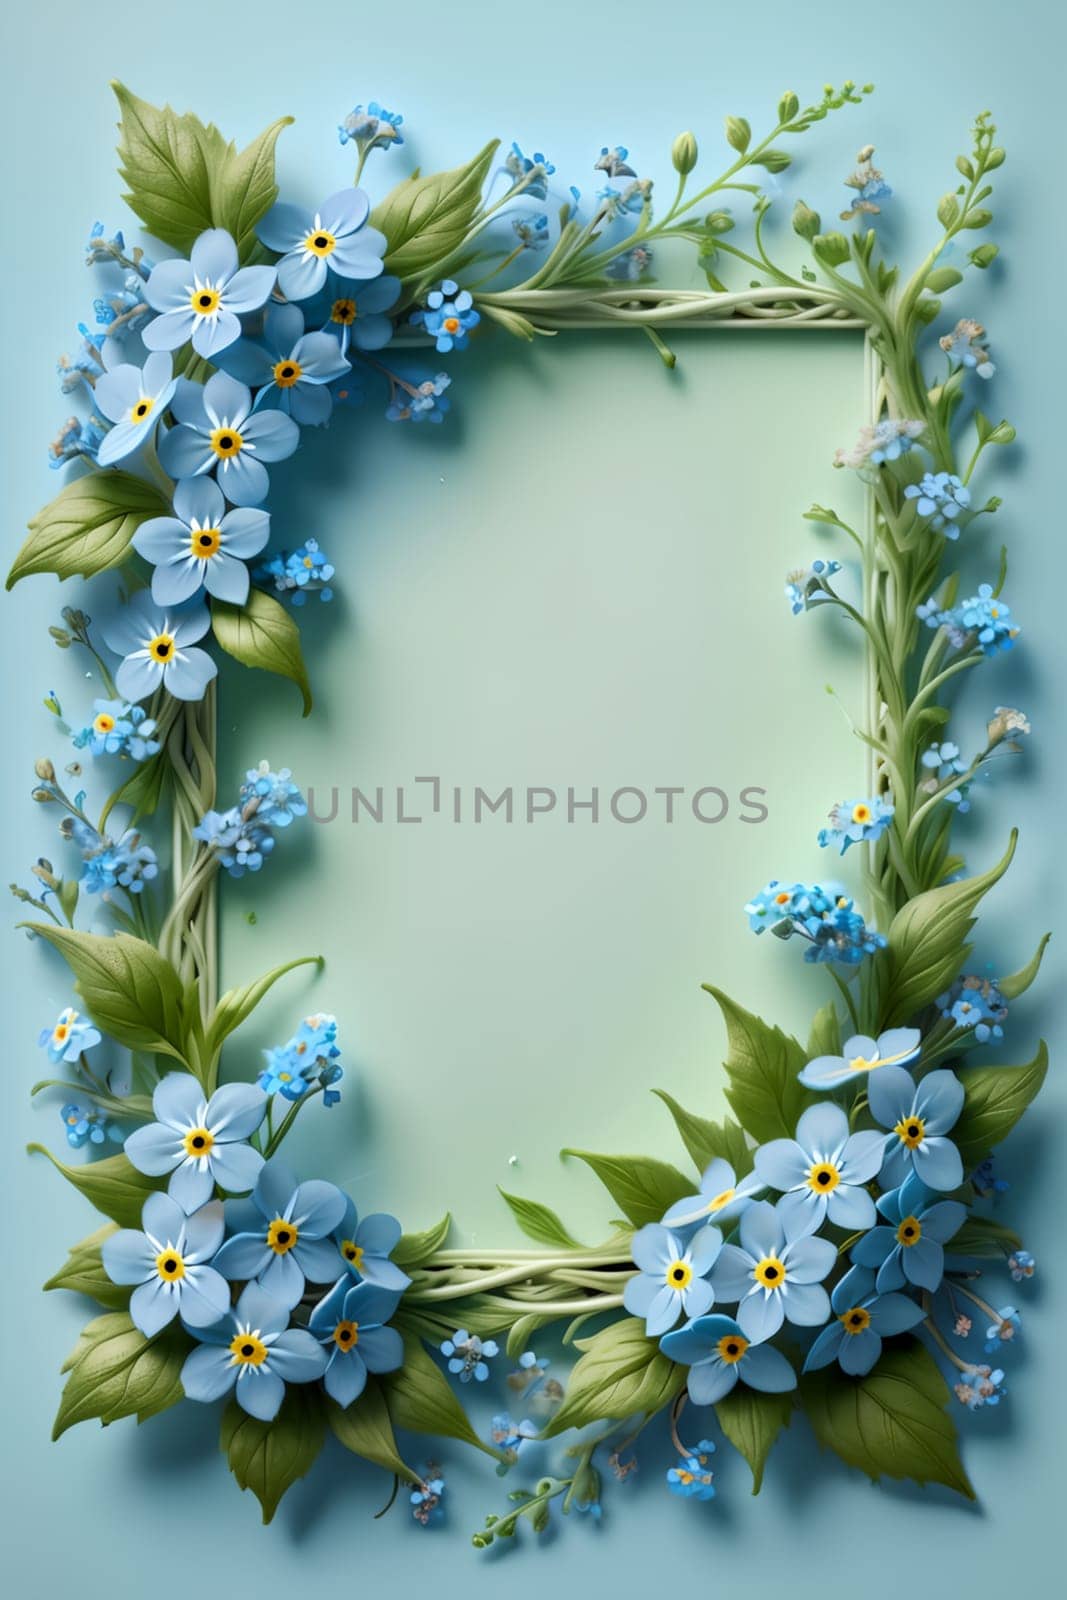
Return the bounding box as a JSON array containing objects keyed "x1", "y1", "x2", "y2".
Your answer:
[
  {"x1": 497, "y1": 1189, "x2": 582, "y2": 1249},
  {"x1": 53, "y1": 1311, "x2": 188, "y2": 1439},
  {"x1": 651, "y1": 1090, "x2": 754, "y2": 1178},
  {"x1": 8, "y1": 473, "x2": 170, "y2": 589},
  {"x1": 221, "y1": 1386, "x2": 326, "y2": 1524},
  {"x1": 800, "y1": 1339, "x2": 975, "y2": 1500},
  {"x1": 560, "y1": 1149, "x2": 692, "y2": 1227},
  {"x1": 540, "y1": 1317, "x2": 684, "y2": 1439},
  {"x1": 212, "y1": 588, "x2": 313, "y2": 716}
]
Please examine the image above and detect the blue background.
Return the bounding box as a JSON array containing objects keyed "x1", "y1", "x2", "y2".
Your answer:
[{"x1": 2, "y1": 0, "x2": 1062, "y2": 1592}]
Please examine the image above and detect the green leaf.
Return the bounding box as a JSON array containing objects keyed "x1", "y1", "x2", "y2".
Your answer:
[
  {"x1": 24, "y1": 925, "x2": 188, "y2": 1063},
  {"x1": 100, "y1": 747, "x2": 172, "y2": 825},
  {"x1": 947, "y1": 1214, "x2": 1021, "y2": 1259},
  {"x1": 715, "y1": 1385, "x2": 793, "y2": 1493},
  {"x1": 393, "y1": 1213, "x2": 452, "y2": 1270},
  {"x1": 998, "y1": 932, "x2": 1051, "y2": 1001},
  {"x1": 53, "y1": 1312, "x2": 187, "y2": 1439},
  {"x1": 800, "y1": 1340, "x2": 975, "y2": 1499},
  {"x1": 382, "y1": 1331, "x2": 490, "y2": 1454},
  {"x1": 44, "y1": 1223, "x2": 128, "y2": 1309},
  {"x1": 542, "y1": 1318, "x2": 684, "y2": 1438},
  {"x1": 703, "y1": 987, "x2": 813, "y2": 1143},
  {"x1": 497, "y1": 1189, "x2": 582, "y2": 1249},
  {"x1": 204, "y1": 954, "x2": 324, "y2": 1067},
  {"x1": 370, "y1": 140, "x2": 499, "y2": 281},
  {"x1": 221, "y1": 1387, "x2": 326, "y2": 1524},
  {"x1": 937, "y1": 193, "x2": 961, "y2": 229},
  {"x1": 806, "y1": 1001, "x2": 842, "y2": 1060},
  {"x1": 925, "y1": 266, "x2": 963, "y2": 293},
  {"x1": 724, "y1": 115, "x2": 751, "y2": 153},
  {"x1": 879, "y1": 833, "x2": 1017, "y2": 1027},
  {"x1": 327, "y1": 1382, "x2": 419, "y2": 1483},
  {"x1": 8, "y1": 474, "x2": 170, "y2": 589},
  {"x1": 652, "y1": 1091, "x2": 753, "y2": 1179},
  {"x1": 28, "y1": 1145, "x2": 162, "y2": 1228},
  {"x1": 212, "y1": 588, "x2": 312, "y2": 716},
  {"x1": 952, "y1": 1042, "x2": 1048, "y2": 1169},
  {"x1": 561, "y1": 1149, "x2": 692, "y2": 1227},
  {"x1": 112, "y1": 83, "x2": 293, "y2": 261}
]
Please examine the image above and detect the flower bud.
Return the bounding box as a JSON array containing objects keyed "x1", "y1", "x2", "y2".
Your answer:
[
  {"x1": 792, "y1": 200, "x2": 821, "y2": 241},
  {"x1": 35, "y1": 758, "x2": 56, "y2": 782},
  {"x1": 671, "y1": 131, "x2": 698, "y2": 175}
]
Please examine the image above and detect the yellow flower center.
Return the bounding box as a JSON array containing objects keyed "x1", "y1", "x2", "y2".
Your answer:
[
  {"x1": 706, "y1": 1187, "x2": 735, "y2": 1213},
  {"x1": 273, "y1": 359, "x2": 303, "y2": 388},
  {"x1": 331, "y1": 298, "x2": 357, "y2": 325},
  {"x1": 332, "y1": 1320, "x2": 359, "y2": 1350},
  {"x1": 53, "y1": 1023, "x2": 70, "y2": 1043},
  {"x1": 209, "y1": 426, "x2": 244, "y2": 459},
  {"x1": 840, "y1": 1306, "x2": 871, "y2": 1335},
  {"x1": 148, "y1": 632, "x2": 176, "y2": 663},
  {"x1": 305, "y1": 228, "x2": 337, "y2": 258},
  {"x1": 130, "y1": 396, "x2": 154, "y2": 423},
  {"x1": 190, "y1": 526, "x2": 222, "y2": 559},
  {"x1": 267, "y1": 1218, "x2": 299, "y2": 1255},
  {"x1": 753, "y1": 1255, "x2": 786, "y2": 1290},
  {"x1": 340, "y1": 1240, "x2": 364, "y2": 1271},
  {"x1": 806, "y1": 1161, "x2": 841, "y2": 1194},
  {"x1": 665, "y1": 1259, "x2": 692, "y2": 1290},
  {"x1": 894, "y1": 1115, "x2": 926, "y2": 1149},
  {"x1": 191, "y1": 286, "x2": 221, "y2": 316},
  {"x1": 182, "y1": 1126, "x2": 214, "y2": 1158},
  {"x1": 896, "y1": 1216, "x2": 923, "y2": 1247},
  {"x1": 229, "y1": 1332, "x2": 268, "y2": 1367},
  {"x1": 717, "y1": 1334, "x2": 749, "y2": 1364},
  {"x1": 851, "y1": 802, "x2": 872, "y2": 824},
  {"x1": 155, "y1": 1249, "x2": 186, "y2": 1283},
  {"x1": 443, "y1": 316, "x2": 461, "y2": 334},
  {"x1": 774, "y1": 891, "x2": 791, "y2": 906},
  {"x1": 93, "y1": 713, "x2": 116, "y2": 734}
]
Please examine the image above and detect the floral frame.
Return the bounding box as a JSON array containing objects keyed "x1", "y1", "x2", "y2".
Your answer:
[{"x1": 10, "y1": 80, "x2": 1048, "y2": 1542}]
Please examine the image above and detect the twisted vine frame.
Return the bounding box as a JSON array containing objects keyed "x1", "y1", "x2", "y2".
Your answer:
[{"x1": 11, "y1": 82, "x2": 1048, "y2": 1539}]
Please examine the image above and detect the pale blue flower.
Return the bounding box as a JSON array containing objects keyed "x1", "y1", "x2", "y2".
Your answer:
[
  {"x1": 918, "y1": 583, "x2": 1019, "y2": 655},
  {"x1": 59, "y1": 1101, "x2": 121, "y2": 1149},
  {"x1": 413, "y1": 280, "x2": 480, "y2": 353},
  {"x1": 49, "y1": 413, "x2": 107, "y2": 468},
  {"x1": 666, "y1": 1439, "x2": 716, "y2": 1499},
  {"x1": 660, "y1": 1312, "x2": 796, "y2": 1404},
  {"x1": 181, "y1": 1282, "x2": 326, "y2": 1421},
  {"x1": 709, "y1": 1199, "x2": 835, "y2": 1342},
  {"x1": 505, "y1": 143, "x2": 555, "y2": 199},
  {"x1": 937, "y1": 975, "x2": 1007, "y2": 1042},
  {"x1": 818, "y1": 794, "x2": 894, "y2": 854},
  {"x1": 93, "y1": 347, "x2": 176, "y2": 465},
  {"x1": 98, "y1": 590, "x2": 216, "y2": 703},
  {"x1": 754, "y1": 1102, "x2": 884, "y2": 1231},
  {"x1": 212, "y1": 1159, "x2": 348, "y2": 1309},
  {"x1": 441, "y1": 1329, "x2": 498, "y2": 1382},
  {"x1": 623, "y1": 1222, "x2": 722, "y2": 1335},
  {"x1": 257, "y1": 189, "x2": 386, "y2": 301},
  {"x1": 102, "y1": 1193, "x2": 229, "y2": 1337},
  {"x1": 1009, "y1": 1250, "x2": 1035, "y2": 1282},
  {"x1": 65, "y1": 817, "x2": 159, "y2": 895},
  {"x1": 133, "y1": 477, "x2": 270, "y2": 606},
  {"x1": 802, "y1": 1264, "x2": 924, "y2": 1375},
  {"x1": 338, "y1": 103, "x2": 404, "y2": 152},
  {"x1": 595, "y1": 146, "x2": 636, "y2": 178},
  {"x1": 39, "y1": 1005, "x2": 101, "y2": 1063},
  {"x1": 385, "y1": 372, "x2": 451, "y2": 423},
  {"x1": 124, "y1": 1072, "x2": 267, "y2": 1210},
  {"x1": 868, "y1": 1066, "x2": 965, "y2": 1190},
  {"x1": 216, "y1": 302, "x2": 350, "y2": 426},
  {"x1": 239, "y1": 763, "x2": 307, "y2": 827},
  {"x1": 159, "y1": 372, "x2": 299, "y2": 507},
  {"x1": 661, "y1": 1156, "x2": 765, "y2": 1230},
  {"x1": 851, "y1": 1172, "x2": 967, "y2": 1291},
  {"x1": 954, "y1": 1365, "x2": 1005, "y2": 1409},
  {"x1": 309, "y1": 275, "x2": 401, "y2": 354},
  {"x1": 905, "y1": 470, "x2": 971, "y2": 535},
  {"x1": 143, "y1": 229, "x2": 276, "y2": 359},
  {"x1": 333, "y1": 1197, "x2": 411, "y2": 1290},
  {"x1": 72, "y1": 698, "x2": 160, "y2": 761},
  {"x1": 939, "y1": 318, "x2": 995, "y2": 379},
  {"x1": 308, "y1": 1278, "x2": 404, "y2": 1407},
  {"x1": 799, "y1": 1026, "x2": 921, "y2": 1091}
]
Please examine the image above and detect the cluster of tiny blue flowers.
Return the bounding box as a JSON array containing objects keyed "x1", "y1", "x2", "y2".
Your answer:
[
  {"x1": 63, "y1": 816, "x2": 158, "y2": 896},
  {"x1": 193, "y1": 762, "x2": 307, "y2": 879},
  {"x1": 440, "y1": 1329, "x2": 499, "y2": 1383},
  {"x1": 259, "y1": 1013, "x2": 344, "y2": 1107},
  {"x1": 918, "y1": 584, "x2": 1019, "y2": 655},
  {"x1": 904, "y1": 470, "x2": 971, "y2": 536},
  {"x1": 937, "y1": 974, "x2": 1008, "y2": 1042},
  {"x1": 666, "y1": 1438, "x2": 716, "y2": 1501},
  {"x1": 59, "y1": 1101, "x2": 121, "y2": 1149},
  {"x1": 745, "y1": 881, "x2": 887, "y2": 965},
  {"x1": 38, "y1": 1005, "x2": 101, "y2": 1064},
  {"x1": 412, "y1": 281, "x2": 481, "y2": 353},
  {"x1": 72, "y1": 699, "x2": 160, "y2": 761},
  {"x1": 255, "y1": 540, "x2": 335, "y2": 605},
  {"x1": 338, "y1": 102, "x2": 405, "y2": 153}
]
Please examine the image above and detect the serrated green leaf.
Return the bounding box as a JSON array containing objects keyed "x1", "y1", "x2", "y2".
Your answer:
[
  {"x1": 204, "y1": 954, "x2": 323, "y2": 1069},
  {"x1": 221, "y1": 1386, "x2": 326, "y2": 1524},
  {"x1": 393, "y1": 1213, "x2": 452, "y2": 1270},
  {"x1": 879, "y1": 834, "x2": 1017, "y2": 1027},
  {"x1": 497, "y1": 1189, "x2": 582, "y2": 1249},
  {"x1": 542, "y1": 1317, "x2": 684, "y2": 1438},
  {"x1": 44, "y1": 1223, "x2": 128, "y2": 1309},
  {"x1": 327, "y1": 1382, "x2": 418, "y2": 1483},
  {"x1": 947, "y1": 1214, "x2": 1021, "y2": 1259},
  {"x1": 715, "y1": 1385, "x2": 792, "y2": 1492},
  {"x1": 53, "y1": 1311, "x2": 187, "y2": 1438},
  {"x1": 952, "y1": 1042, "x2": 1048, "y2": 1169},
  {"x1": 381, "y1": 1332, "x2": 490, "y2": 1455},
  {"x1": 29, "y1": 1145, "x2": 162, "y2": 1228},
  {"x1": 112, "y1": 83, "x2": 292, "y2": 261},
  {"x1": 8, "y1": 474, "x2": 170, "y2": 589},
  {"x1": 24, "y1": 925, "x2": 189, "y2": 1063},
  {"x1": 370, "y1": 140, "x2": 499, "y2": 281},
  {"x1": 212, "y1": 588, "x2": 312, "y2": 716},
  {"x1": 651, "y1": 1091, "x2": 753, "y2": 1178},
  {"x1": 703, "y1": 987, "x2": 813, "y2": 1143},
  {"x1": 561, "y1": 1149, "x2": 692, "y2": 1227},
  {"x1": 801, "y1": 1340, "x2": 974, "y2": 1499}
]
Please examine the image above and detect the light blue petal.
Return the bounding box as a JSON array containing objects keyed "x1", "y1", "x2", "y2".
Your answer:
[
  {"x1": 290, "y1": 1180, "x2": 347, "y2": 1237},
  {"x1": 875, "y1": 1027, "x2": 921, "y2": 1065},
  {"x1": 903, "y1": 1237, "x2": 944, "y2": 1290},
  {"x1": 203, "y1": 371, "x2": 252, "y2": 428},
  {"x1": 912, "y1": 1138, "x2": 963, "y2": 1192},
  {"x1": 130, "y1": 1277, "x2": 178, "y2": 1336},
  {"x1": 159, "y1": 426, "x2": 213, "y2": 479},
  {"x1": 358, "y1": 1256, "x2": 411, "y2": 1291},
  {"x1": 867, "y1": 1066, "x2": 916, "y2": 1129},
  {"x1": 869, "y1": 1292, "x2": 925, "y2": 1336},
  {"x1": 687, "y1": 1360, "x2": 738, "y2": 1404},
  {"x1": 623, "y1": 1273, "x2": 658, "y2": 1319},
  {"x1": 325, "y1": 1350, "x2": 367, "y2": 1407},
  {"x1": 839, "y1": 1327, "x2": 881, "y2": 1375},
  {"x1": 778, "y1": 1280, "x2": 830, "y2": 1326},
  {"x1": 920, "y1": 1199, "x2": 968, "y2": 1244},
  {"x1": 794, "y1": 1101, "x2": 850, "y2": 1157},
  {"x1": 146, "y1": 258, "x2": 195, "y2": 312},
  {"x1": 644, "y1": 1285, "x2": 682, "y2": 1336},
  {"x1": 213, "y1": 1233, "x2": 272, "y2": 1281},
  {"x1": 259, "y1": 1250, "x2": 305, "y2": 1309},
  {"x1": 738, "y1": 1344, "x2": 797, "y2": 1393},
  {"x1": 681, "y1": 1277, "x2": 715, "y2": 1321},
  {"x1": 309, "y1": 1278, "x2": 349, "y2": 1334},
  {"x1": 124, "y1": 1122, "x2": 182, "y2": 1178},
  {"x1": 798, "y1": 1055, "x2": 857, "y2": 1090},
  {"x1": 322, "y1": 189, "x2": 371, "y2": 235},
  {"x1": 132, "y1": 516, "x2": 188, "y2": 564},
  {"x1": 218, "y1": 452, "x2": 269, "y2": 506},
  {"x1": 180, "y1": 1200, "x2": 224, "y2": 1259},
  {"x1": 278, "y1": 251, "x2": 328, "y2": 301},
  {"x1": 358, "y1": 1325, "x2": 404, "y2": 1374},
  {"x1": 217, "y1": 341, "x2": 275, "y2": 388},
  {"x1": 782, "y1": 1234, "x2": 835, "y2": 1283},
  {"x1": 291, "y1": 330, "x2": 349, "y2": 381},
  {"x1": 916, "y1": 1069, "x2": 965, "y2": 1135},
  {"x1": 241, "y1": 408, "x2": 300, "y2": 462},
  {"x1": 219, "y1": 507, "x2": 271, "y2": 558},
  {"x1": 688, "y1": 1225, "x2": 723, "y2": 1275},
  {"x1": 94, "y1": 364, "x2": 143, "y2": 423},
  {"x1": 101, "y1": 1228, "x2": 154, "y2": 1285},
  {"x1": 826, "y1": 1184, "x2": 877, "y2": 1230},
  {"x1": 154, "y1": 1072, "x2": 204, "y2": 1128},
  {"x1": 236, "y1": 1367, "x2": 285, "y2": 1421},
  {"x1": 832, "y1": 1263, "x2": 876, "y2": 1311},
  {"x1": 878, "y1": 1142, "x2": 911, "y2": 1190},
  {"x1": 190, "y1": 229, "x2": 239, "y2": 284},
  {"x1": 162, "y1": 646, "x2": 217, "y2": 702},
  {"x1": 803, "y1": 1321, "x2": 845, "y2": 1372},
  {"x1": 151, "y1": 560, "x2": 204, "y2": 607},
  {"x1": 775, "y1": 1186, "x2": 823, "y2": 1235},
  {"x1": 257, "y1": 202, "x2": 312, "y2": 253},
  {"x1": 737, "y1": 1289, "x2": 784, "y2": 1343},
  {"x1": 206, "y1": 1082, "x2": 267, "y2": 1141},
  {"x1": 224, "y1": 265, "x2": 277, "y2": 314},
  {"x1": 288, "y1": 384, "x2": 332, "y2": 427},
  {"x1": 178, "y1": 1266, "x2": 231, "y2": 1327},
  {"x1": 739, "y1": 1201, "x2": 781, "y2": 1260},
  {"x1": 874, "y1": 1249, "x2": 907, "y2": 1293},
  {"x1": 754, "y1": 1139, "x2": 807, "y2": 1192},
  {"x1": 234, "y1": 1281, "x2": 290, "y2": 1337},
  {"x1": 839, "y1": 1129, "x2": 885, "y2": 1184},
  {"x1": 170, "y1": 378, "x2": 211, "y2": 429},
  {"x1": 343, "y1": 1282, "x2": 402, "y2": 1326},
  {"x1": 97, "y1": 418, "x2": 151, "y2": 466},
  {"x1": 630, "y1": 1224, "x2": 674, "y2": 1274},
  {"x1": 268, "y1": 1328, "x2": 328, "y2": 1383},
  {"x1": 201, "y1": 552, "x2": 249, "y2": 604},
  {"x1": 294, "y1": 1235, "x2": 344, "y2": 1285},
  {"x1": 851, "y1": 1228, "x2": 894, "y2": 1268},
  {"x1": 141, "y1": 1190, "x2": 188, "y2": 1241},
  {"x1": 355, "y1": 1213, "x2": 402, "y2": 1256},
  {"x1": 710, "y1": 1244, "x2": 754, "y2": 1302},
  {"x1": 255, "y1": 1160, "x2": 298, "y2": 1219},
  {"x1": 115, "y1": 655, "x2": 163, "y2": 704},
  {"x1": 192, "y1": 308, "x2": 242, "y2": 359},
  {"x1": 329, "y1": 236, "x2": 385, "y2": 279},
  {"x1": 181, "y1": 1343, "x2": 237, "y2": 1403}
]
